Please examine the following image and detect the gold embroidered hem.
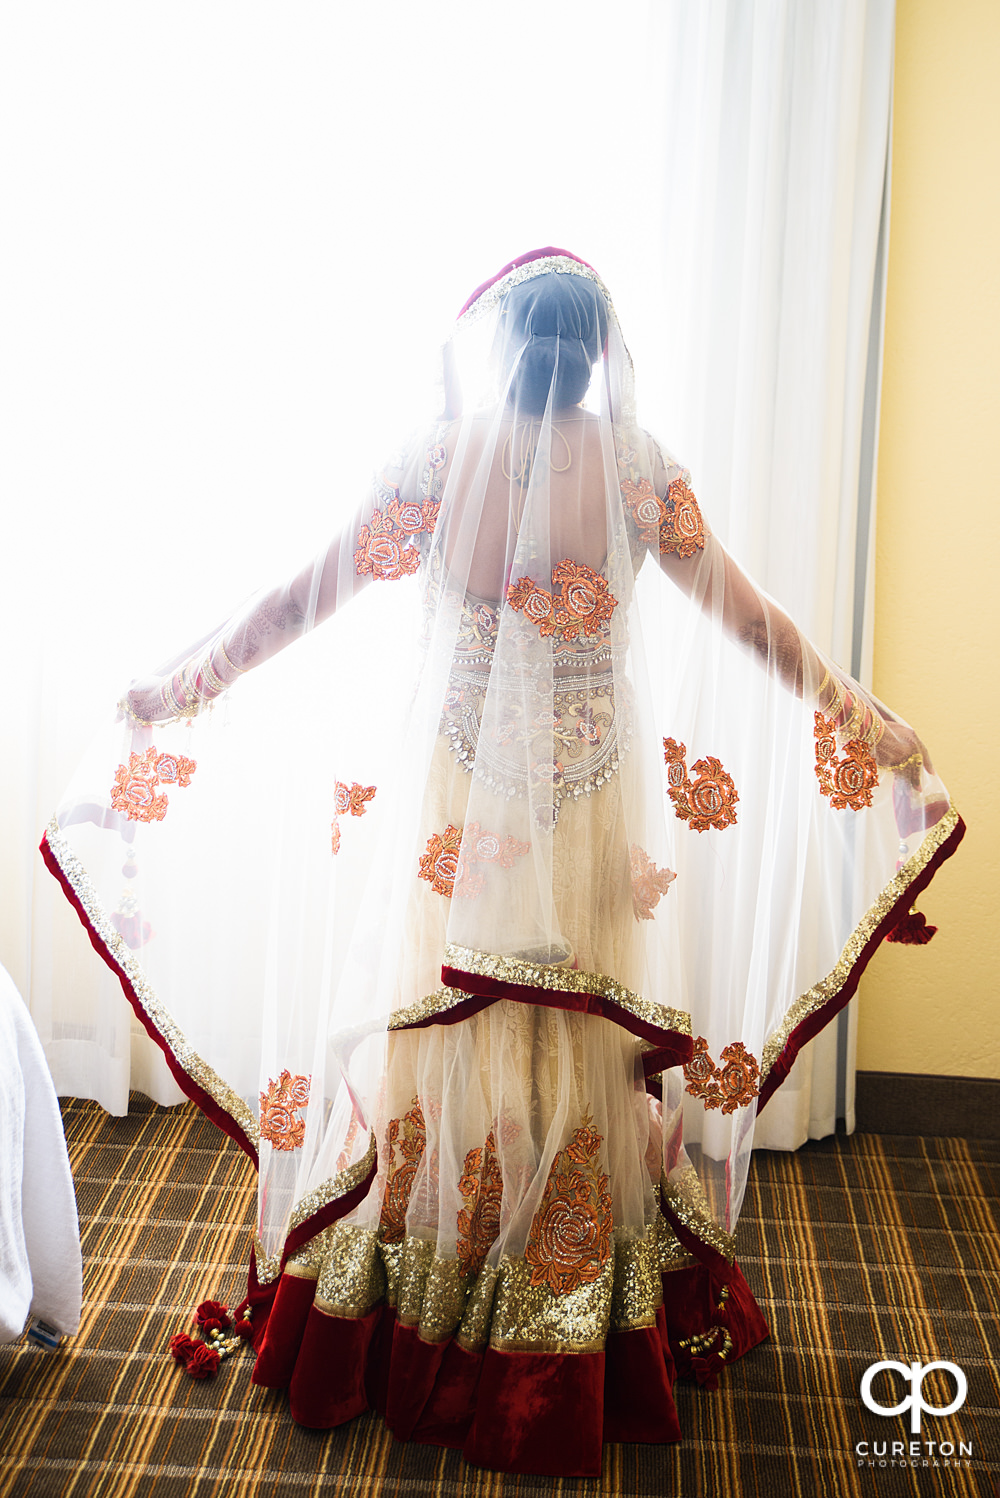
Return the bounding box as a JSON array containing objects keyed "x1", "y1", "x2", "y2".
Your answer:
[
  {"x1": 44, "y1": 817, "x2": 259, "y2": 1151},
  {"x1": 443, "y1": 942, "x2": 692, "y2": 1040},
  {"x1": 661, "y1": 1165, "x2": 737, "y2": 1265},
  {"x1": 293, "y1": 1218, "x2": 672, "y2": 1354},
  {"x1": 760, "y1": 804, "x2": 962, "y2": 1081}
]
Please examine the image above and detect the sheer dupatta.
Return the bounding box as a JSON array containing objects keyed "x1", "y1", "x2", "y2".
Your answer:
[{"x1": 43, "y1": 249, "x2": 962, "y2": 1474}]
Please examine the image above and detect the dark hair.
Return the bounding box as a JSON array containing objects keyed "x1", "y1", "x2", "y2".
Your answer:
[{"x1": 499, "y1": 273, "x2": 608, "y2": 417}]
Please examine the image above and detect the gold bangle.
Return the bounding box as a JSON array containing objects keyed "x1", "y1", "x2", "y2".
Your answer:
[
  {"x1": 119, "y1": 696, "x2": 156, "y2": 727},
  {"x1": 884, "y1": 750, "x2": 923, "y2": 774},
  {"x1": 218, "y1": 642, "x2": 247, "y2": 676},
  {"x1": 199, "y1": 654, "x2": 228, "y2": 697}
]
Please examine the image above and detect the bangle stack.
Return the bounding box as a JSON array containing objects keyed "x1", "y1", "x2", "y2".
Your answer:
[{"x1": 816, "y1": 672, "x2": 884, "y2": 750}]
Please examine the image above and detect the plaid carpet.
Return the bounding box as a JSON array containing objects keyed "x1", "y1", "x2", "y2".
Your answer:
[{"x1": 1, "y1": 1097, "x2": 997, "y2": 1497}]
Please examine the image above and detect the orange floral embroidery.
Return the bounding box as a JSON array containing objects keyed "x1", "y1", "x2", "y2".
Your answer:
[
  {"x1": 683, "y1": 1038, "x2": 760, "y2": 1115},
  {"x1": 110, "y1": 745, "x2": 196, "y2": 823},
  {"x1": 380, "y1": 1098, "x2": 426, "y2": 1243},
  {"x1": 658, "y1": 477, "x2": 705, "y2": 559},
  {"x1": 419, "y1": 824, "x2": 464, "y2": 897},
  {"x1": 259, "y1": 1069, "x2": 311, "y2": 1151},
  {"x1": 386, "y1": 495, "x2": 440, "y2": 537},
  {"x1": 331, "y1": 780, "x2": 376, "y2": 854},
  {"x1": 662, "y1": 739, "x2": 738, "y2": 832},
  {"x1": 507, "y1": 559, "x2": 618, "y2": 644},
  {"x1": 621, "y1": 477, "x2": 667, "y2": 544},
  {"x1": 335, "y1": 1112, "x2": 363, "y2": 1173},
  {"x1": 525, "y1": 1114, "x2": 613, "y2": 1297},
  {"x1": 354, "y1": 509, "x2": 421, "y2": 581},
  {"x1": 456, "y1": 1128, "x2": 504, "y2": 1278},
  {"x1": 629, "y1": 844, "x2": 676, "y2": 919},
  {"x1": 419, "y1": 822, "x2": 529, "y2": 899},
  {"x1": 814, "y1": 712, "x2": 878, "y2": 811},
  {"x1": 335, "y1": 781, "x2": 377, "y2": 817}
]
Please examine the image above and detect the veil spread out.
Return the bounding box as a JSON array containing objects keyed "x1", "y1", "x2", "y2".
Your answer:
[{"x1": 43, "y1": 249, "x2": 963, "y2": 1476}]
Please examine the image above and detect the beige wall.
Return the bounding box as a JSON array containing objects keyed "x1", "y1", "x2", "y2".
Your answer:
[{"x1": 857, "y1": 0, "x2": 1000, "y2": 1077}]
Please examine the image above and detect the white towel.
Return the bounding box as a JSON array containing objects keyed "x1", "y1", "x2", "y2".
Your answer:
[{"x1": 0, "y1": 965, "x2": 82, "y2": 1343}]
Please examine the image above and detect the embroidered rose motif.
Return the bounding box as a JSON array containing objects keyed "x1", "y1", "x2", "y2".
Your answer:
[
  {"x1": 662, "y1": 739, "x2": 739, "y2": 832},
  {"x1": 659, "y1": 478, "x2": 706, "y2": 559},
  {"x1": 427, "y1": 444, "x2": 447, "y2": 471},
  {"x1": 684, "y1": 1035, "x2": 716, "y2": 1091},
  {"x1": 380, "y1": 1099, "x2": 426, "y2": 1243},
  {"x1": 153, "y1": 752, "x2": 196, "y2": 787},
  {"x1": 621, "y1": 476, "x2": 667, "y2": 544},
  {"x1": 419, "y1": 824, "x2": 464, "y2": 897},
  {"x1": 471, "y1": 830, "x2": 502, "y2": 863},
  {"x1": 683, "y1": 1037, "x2": 760, "y2": 1115},
  {"x1": 813, "y1": 712, "x2": 879, "y2": 811},
  {"x1": 524, "y1": 1115, "x2": 613, "y2": 1297},
  {"x1": 716, "y1": 1042, "x2": 760, "y2": 1111},
  {"x1": 386, "y1": 498, "x2": 428, "y2": 535},
  {"x1": 507, "y1": 576, "x2": 556, "y2": 628},
  {"x1": 507, "y1": 560, "x2": 617, "y2": 644},
  {"x1": 629, "y1": 844, "x2": 676, "y2": 920},
  {"x1": 331, "y1": 781, "x2": 376, "y2": 855},
  {"x1": 419, "y1": 822, "x2": 529, "y2": 898},
  {"x1": 111, "y1": 745, "x2": 196, "y2": 823},
  {"x1": 551, "y1": 560, "x2": 617, "y2": 639},
  {"x1": 259, "y1": 1069, "x2": 311, "y2": 1151},
  {"x1": 334, "y1": 781, "x2": 377, "y2": 817},
  {"x1": 456, "y1": 1128, "x2": 503, "y2": 1278},
  {"x1": 354, "y1": 509, "x2": 421, "y2": 581}
]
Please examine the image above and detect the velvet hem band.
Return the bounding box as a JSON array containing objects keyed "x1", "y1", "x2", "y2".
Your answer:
[
  {"x1": 247, "y1": 1256, "x2": 767, "y2": 1476},
  {"x1": 439, "y1": 965, "x2": 694, "y2": 1069},
  {"x1": 757, "y1": 812, "x2": 966, "y2": 1109}
]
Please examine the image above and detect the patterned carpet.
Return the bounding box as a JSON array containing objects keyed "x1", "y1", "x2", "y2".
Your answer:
[{"x1": 1, "y1": 1097, "x2": 997, "y2": 1497}]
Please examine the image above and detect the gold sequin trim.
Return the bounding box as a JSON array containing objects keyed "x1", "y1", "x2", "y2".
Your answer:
[
  {"x1": 298, "y1": 1228, "x2": 665, "y2": 1353},
  {"x1": 761, "y1": 804, "x2": 961, "y2": 1081},
  {"x1": 443, "y1": 943, "x2": 692, "y2": 1041},
  {"x1": 253, "y1": 1235, "x2": 282, "y2": 1287},
  {"x1": 314, "y1": 1224, "x2": 385, "y2": 1319},
  {"x1": 661, "y1": 1166, "x2": 736, "y2": 1265},
  {"x1": 609, "y1": 1229, "x2": 663, "y2": 1332},
  {"x1": 488, "y1": 1251, "x2": 614, "y2": 1354},
  {"x1": 387, "y1": 986, "x2": 473, "y2": 1030},
  {"x1": 286, "y1": 1135, "x2": 377, "y2": 1234},
  {"x1": 45, "y1": 818, "x2": 258, "y2": 1149}
]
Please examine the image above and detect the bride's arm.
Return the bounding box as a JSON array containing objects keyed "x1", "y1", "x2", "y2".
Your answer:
[
  {"x1": 121, "y1": 430, "x2": 440, "y2": 724},
  {"x1": 649, "y1": 457, "x2": 932, "y2": 775}
]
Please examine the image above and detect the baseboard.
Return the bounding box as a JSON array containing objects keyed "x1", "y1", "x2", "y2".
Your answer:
[{"x1": 854, "y1": 1070, "x2": 1000, "y2": 1139}]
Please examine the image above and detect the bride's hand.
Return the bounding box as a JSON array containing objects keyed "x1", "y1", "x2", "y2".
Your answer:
[
  {"x1": 876, "y1": 719, "x2": 934, "y2": 779},
  {"x1": 117, "y1": 676, "x2": 174, "y2": 726}
]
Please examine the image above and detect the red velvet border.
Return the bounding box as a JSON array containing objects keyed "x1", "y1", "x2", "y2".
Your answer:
[
  {"x1": 457, "y1": 247, "x2": 595, "y2": 318},
  {"x1": 280, "y1": 1160, "x2": 378, "y2": 1265},
  {"x1": 757, "y1": 814, "x2": 966, "y2": 1110},
  {"x1": 440, "y1": 964, "x2": 694, "y2": 1069},
  {"x1": 40, "y1": 830, "x2": 259, "y2": 1166}
]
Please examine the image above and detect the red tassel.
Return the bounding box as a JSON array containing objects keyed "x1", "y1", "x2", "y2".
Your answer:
[
  {"x1": 186, "y1": 1344, "x2": 221, "y2": 1379},
  {"x1": 195, "y1": 1298, "x2": 232, "y2": 1333},
  {"x1": 169, "y1": 1332, "x2": 199, "y2": 1365},
  {"x1": 887, "y1": 909, "x2": 937, "y2": 945}
]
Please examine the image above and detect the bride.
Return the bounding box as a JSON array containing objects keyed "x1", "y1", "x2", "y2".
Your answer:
[{"x1": 43, "y1": 248, "x2": 963, "y2": 1476}]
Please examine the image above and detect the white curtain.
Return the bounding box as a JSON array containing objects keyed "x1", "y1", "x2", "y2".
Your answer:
[
  {"x1": 1, "y1": 1, "x2": 895, "y2": 1142},
  {"x1": 640, "y1": 0, "x2": 896, "y2": 1146}
]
